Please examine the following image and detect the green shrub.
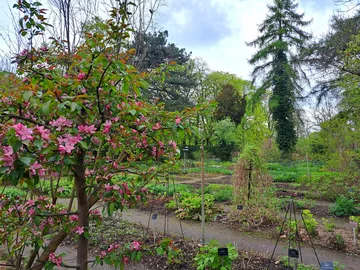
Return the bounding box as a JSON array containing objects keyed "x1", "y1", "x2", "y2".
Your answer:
[
  {"x1": 175, "y1": 194, "x2": 219, "y2": 221},
  {"x1": 205, "y1": 184, "x2": 233, "y2": 202},
  {"x1": 302, "y1": 210, "x2": 318, "y2": 236},
  {"x1": 280, "y1": 256, "x2": 317, "y2": 270},
  {"x1": 147, "y1": 183, "x2": 193, "y2": 197},
  {"x1": 1, "y1": 187, "x2": 26, "y2": 198},
  {"x1": 305, "y1": 174, "x2": 360, "y2": 201},
  {"x1": 155, "y1": 238, "x2": 183, "y2": 264},
  {"x1": 322, "y1": 217, "x2": 336, "y2": 232},
  {"x1": 271, "y1": 171, "x2": 298, "y2": 182},
  {"x1": 194, "y1": 240, "x2": 238, "y2": 270},
  {"x1": 334, "y1": 234, "x2": 346, "y2": 250},
  {"x1": 329, "y1": 196, "x2": 359, "y2": 217}
]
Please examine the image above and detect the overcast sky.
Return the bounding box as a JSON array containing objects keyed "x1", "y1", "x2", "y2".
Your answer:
[
  {"x1": 0, "y1": 0, "x2": 341, "y2": 80},
  {"x1": 157, "y1": 0, "x2": 338, "y2": 80}
]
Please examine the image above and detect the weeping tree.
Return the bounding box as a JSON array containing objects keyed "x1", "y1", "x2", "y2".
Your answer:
[{"x1": 247, "y1": 0, "x2": 312, "y2": 157}]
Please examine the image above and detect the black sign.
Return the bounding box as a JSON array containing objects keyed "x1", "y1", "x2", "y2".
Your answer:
[
  {"x1": 152, "y1": 213, "x2": 158, "y2": 220},
  {"x1": 183, "y1": 146, "x2": 189, "y2": 152},
  {"x1": 218, "y1": 248, "x2": 228, "y2": 256},
  {"x1": 320, "y1": 262, "x2": 334, "y2": 270},
  {"x1": 288, "y1": 249, "x2": 299, "y2": 258},
  {"x1": 237, "y1": 205, "x2": 243, "y2": 210}
]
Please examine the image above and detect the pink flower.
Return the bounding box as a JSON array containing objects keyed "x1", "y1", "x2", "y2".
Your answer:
[
  {"x1": 22, "y1": 77, "x2": 29, "y2": 83},
  {"x1": 49, "y1": 253, "x2": 62, "y2": 267},
  {"x1": 1, "y1": 146, "x2": 15, "y2": 168},
  {"x1": 50, "y1": 117, "x2": 73, "y2": 131},
  {"x1": 152, "y1": 122, "x2": 161, "y2": 130},
  {"x1": 75, "y1": 226, "x2": 84, "y2": 235},
  {"x1": 19, "y1": 49, "x2": 28, "y2": 56},
  {"x1": 36, "y1": 126, "x2": 50, "y2": 140},
  {"x1": 78, "y1": 125, "x2": 97, "y2": 134},
  {"x1": 70, "y1": 215, "x2": 78, "y2": 222},
  {"x1": 26, "y1": 199, "x2": 35, "y2": 207},
  {"x1": 92, "y1": 137, "x2": 100, "y2": 144},
  {"x1": 77, "y1": 72, "x2": 86, "y2": 80},
  {"x1": 169, "y1": 140, "x2": 177, "y2": 149},
  {"x1": 104, "y1": 183, "x2": 112, "y2": 191},
  {"x1": 103, "y1": 120, "x2": 112, "y2": 133},
  {"x1": 122, "y1": 257, "x2": 130, "y2": 265},
  {"x1": 100, "y1": 251, "x2": 106, "y2": 258},
  {"x1": 13, "y1": 123, "x2": 33, "y2": 141},
  {"x1": 131, "y1": 241, "x2": 141, "y2": 251},
  {"x1": 159, "y1": 141, "x2": 164, "y2": 148},
  {"x1": 28, "y1": 208, "x2": 35, "y2": 215},
  {"x1": 90, "y1": 209, "x2": 100, "y2": 216},
  {"x1": 152, "y1": 146, "x2": 157, "y2": 156},
  {"x1": 57, "y1": 134, "x2": 82, "y2": 154},
  {"x1": 29, "y1": 161, "x2": 46, "y2": 176},
  {"x1": 175, "y1": 117, "x2": 182, "y2": 124}
]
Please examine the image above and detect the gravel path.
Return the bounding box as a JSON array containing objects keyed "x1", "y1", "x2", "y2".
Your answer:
[{"x1": 119, "y1": 208, "x2": 360, "y2": 270}]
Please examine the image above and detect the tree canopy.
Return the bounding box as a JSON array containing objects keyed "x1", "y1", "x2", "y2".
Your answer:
[{"x1": 248, "y1": 0, "x2": 312, "y2": 157}]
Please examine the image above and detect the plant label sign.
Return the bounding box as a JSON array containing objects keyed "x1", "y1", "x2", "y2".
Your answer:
[
  {"x1": 320, "y1": 261, "x2": 334, "y2": 270},
  {"x1": 288, "y1": 249, "x2": 299, "y2": 258},
  {"x1": 350, "y1": 221, "x2": 358, "y2": 228},
  {"x1": 152, "y1": 213, "x2": 158, "y2": 220},
  {"x1": 218, "y1": 248, "x2": 228, "y2": 256},
  {"x1": 237, "y1": 205, "x2": 243, "y2": 210}
]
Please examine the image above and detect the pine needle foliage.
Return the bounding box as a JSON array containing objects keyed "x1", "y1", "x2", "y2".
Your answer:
[{"x1": 247, "y1": 0, "x2": 312, "y2": 157}]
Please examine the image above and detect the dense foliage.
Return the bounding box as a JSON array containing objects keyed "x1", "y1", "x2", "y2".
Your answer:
[{"x1": 248, "y1": 0, "x2": 312, "y2": 157}]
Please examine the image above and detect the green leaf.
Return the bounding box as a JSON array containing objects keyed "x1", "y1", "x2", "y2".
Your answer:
[
  {"x1": 129, "y1": 109, "x2": 136, "y2": 116},
  {"x1": 33, "y1": 139, "x2": 43, "y2": 149},
  {"x1": 122, "y1": 83, "x2": 129, "y2": 94},
  {"x1": 156, "y1": 247, "x2": 164, "y2": 255},
  {"x1": 71, "y1": 102, "x2": 79, "y2": 112},
  {"x1": 19, "y1": 157, "x2": 31, "y2": 166},
  {"x1": 42, "y1": 100, "x2": 52, "y2": 115},
  {"x1": 10, "y1": 139, "x2": 23, "y2": 153},
  {"x1": 23, "y1": 91, "x2": 33, "y2": 101},
  {"x1": 45, "y1": 78, "x2": 54, "y2": 90},
  {"x1": 79, "y1": 141, "x2": 88, "y2": 149},
  {"x1": 108, "y1": 202, "x2": 115, "y2": 216},
  {"x1": 63, "y1": 156, "x2": 73, "y2": 166},
  {"x1": 83, "y1": 231, "x2": 90, "y2": 239}
]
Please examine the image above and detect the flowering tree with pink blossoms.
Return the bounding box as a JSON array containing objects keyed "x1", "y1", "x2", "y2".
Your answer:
[{"x1": 0, "y1": 1, "x2": 200, "y2": 269}]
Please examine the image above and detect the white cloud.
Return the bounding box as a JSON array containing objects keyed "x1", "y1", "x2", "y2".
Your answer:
[
  {"x1": 158, "y1": 0, "x2": 337, "y2": 80},
  {"x1": 172, "y1": 9, "x2": 189, "y2": 27}
]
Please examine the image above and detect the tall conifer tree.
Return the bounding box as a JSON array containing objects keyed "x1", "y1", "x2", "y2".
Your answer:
[{"x1": 248, "y1": 0, "x2": 312, "y2": 156}]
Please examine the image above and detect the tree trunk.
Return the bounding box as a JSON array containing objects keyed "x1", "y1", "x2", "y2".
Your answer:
[
  {"x1": 74, "y1": 152, "x2": 89, "y2": 270},
  {"x1": 31, "y1": 230, "x2": 68, "y2": 270}
]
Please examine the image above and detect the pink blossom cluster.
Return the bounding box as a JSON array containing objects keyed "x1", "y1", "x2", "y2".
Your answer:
[
  {"x1": 50, "y1": 117, "x2": 73, "y2": 131},
  {"x1": 175, "y1": 116, "x2": 182, "y2": 124},
  {"x1": 77, "y1": 72, "x2": 86, "y2": 80},
  {"x1": 78, "y1": 124, "x2": 97, "y2": 134},
  {"x1": 49, "y1": 253, "x2": 63, "y2": 267},
  {"x1": 74, "y1": 226, "x2": 84, "y2": 234},
  {"x1": 131, "y1": 241, "x2": 141, "y2": 251},
  {"x1": 152, "y1": 122, "x2": 161, "y2": 130},
  {"x1": 1, "y1": 146, "x2": 15, "y2": 168},
  {"x1": 103, "y1": 120, "x2": 112, "y2": 133},
  {"x1": 36, "y1": 126, "x2": 50, "y2": 140},
  {"x1": 0, "y1": 97, "x2": 11, "y2": 104},
  {"x1": 57, "y1": 134, "x2": 82, "y2": 154},
  {"x1": 13, "y1": 123, "x2": 33, "y2": 141},
  {"x1": 168, "y1": 140, "x2": 177, "y2": 149},
  {"x1": 29, "y1": 161, "x2": 46, "y2": 176}
]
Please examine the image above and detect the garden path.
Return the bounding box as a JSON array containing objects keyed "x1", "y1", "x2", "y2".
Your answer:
[{"x1": 120, "y1": 208, "x2": 360, "y2": 269}]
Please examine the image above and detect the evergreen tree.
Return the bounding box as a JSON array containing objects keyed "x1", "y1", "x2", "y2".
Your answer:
[{"x1": 247, "y1": 0, "x2": 312, "y2": 156}]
